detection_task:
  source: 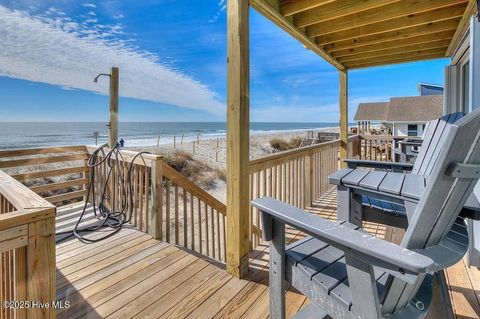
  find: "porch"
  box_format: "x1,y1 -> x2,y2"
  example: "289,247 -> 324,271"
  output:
54,190 -> 480,319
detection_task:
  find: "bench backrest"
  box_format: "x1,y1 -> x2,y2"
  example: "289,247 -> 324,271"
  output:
382,108 -> 480,313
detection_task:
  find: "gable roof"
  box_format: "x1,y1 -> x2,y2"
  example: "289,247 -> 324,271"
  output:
355,95 -> 443,122
354,102 -> 389,121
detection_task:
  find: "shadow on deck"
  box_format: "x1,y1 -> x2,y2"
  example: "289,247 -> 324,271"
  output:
55,189 -> 480,319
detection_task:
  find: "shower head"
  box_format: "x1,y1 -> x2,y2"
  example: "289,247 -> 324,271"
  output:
94,73 -> 111,83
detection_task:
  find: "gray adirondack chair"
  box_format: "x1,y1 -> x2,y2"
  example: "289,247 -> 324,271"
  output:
341,112 -> 480,268
341,112 -> 465,227
252,107 -> 480,319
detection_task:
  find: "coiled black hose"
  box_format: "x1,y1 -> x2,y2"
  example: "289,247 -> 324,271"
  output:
56,142 -> 151,243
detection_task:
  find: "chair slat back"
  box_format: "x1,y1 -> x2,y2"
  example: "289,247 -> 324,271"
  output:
413,112 -> 464,176
382,108 -> 480,313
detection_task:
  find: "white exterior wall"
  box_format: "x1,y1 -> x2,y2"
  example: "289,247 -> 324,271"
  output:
392,122 -> 425,137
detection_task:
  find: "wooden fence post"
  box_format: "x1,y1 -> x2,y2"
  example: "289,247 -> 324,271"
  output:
109,67 -> 119,149
27,213 -> 56,319
150,156 -> 163,240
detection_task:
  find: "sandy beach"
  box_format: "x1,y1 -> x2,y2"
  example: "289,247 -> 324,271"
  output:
129,127 -> 339,202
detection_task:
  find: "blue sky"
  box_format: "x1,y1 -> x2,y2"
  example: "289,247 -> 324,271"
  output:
0,0 -> 449,122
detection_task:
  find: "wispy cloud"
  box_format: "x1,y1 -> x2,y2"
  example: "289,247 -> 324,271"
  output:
0,5 -> 225,115
208,0 -> 226,23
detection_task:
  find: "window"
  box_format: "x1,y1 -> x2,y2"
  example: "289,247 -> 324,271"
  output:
407,124 -> 418,137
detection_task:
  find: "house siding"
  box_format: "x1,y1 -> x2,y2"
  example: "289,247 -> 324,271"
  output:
393,123 -> 425,137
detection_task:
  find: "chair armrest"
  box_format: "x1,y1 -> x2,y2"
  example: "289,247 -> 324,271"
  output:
344,159 -> 414,172
253,197 -> 434,277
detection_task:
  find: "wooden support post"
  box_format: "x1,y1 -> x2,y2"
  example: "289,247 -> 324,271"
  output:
226,0 -> 250,278
181,134 -> 184,145
109,67 -> 119,148
150,156 -> 163,239
173,136 -> 176,148
197,133 -> 200,144
192,142 -> 196,155
157,135 -> 160,147
27,215 -> 56,319
339,69 -> 348,168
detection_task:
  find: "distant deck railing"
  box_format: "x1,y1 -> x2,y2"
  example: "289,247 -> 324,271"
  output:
248,135 -> 361,248
0,170 -> 56,319
0,146 -> 90,206
357,134 -> 394,162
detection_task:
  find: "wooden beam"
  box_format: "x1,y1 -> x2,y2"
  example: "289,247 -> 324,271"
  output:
339,70 -> 348,168
345,52 -> 446,69
337,41 -> 450,63
250,0 -> 344,70
227,0 -> 250,279
27,217 -> 56,319
446,0 -> 478,55
314,3 -> 467,43
280,0 -> 334,17
331,30 -> 456,58
109,66 -> 119,148
306,0 -> 467,37
321,18 -> 460,50
294,0 -> 401,28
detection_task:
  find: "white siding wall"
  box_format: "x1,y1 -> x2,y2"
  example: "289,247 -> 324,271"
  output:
392,123 -> 425,137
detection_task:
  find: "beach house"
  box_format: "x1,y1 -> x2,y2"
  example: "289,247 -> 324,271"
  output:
0,1 -> 479,318
354,95 -> 444,136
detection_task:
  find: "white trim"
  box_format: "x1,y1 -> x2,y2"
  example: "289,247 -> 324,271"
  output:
470,16 -> 480,112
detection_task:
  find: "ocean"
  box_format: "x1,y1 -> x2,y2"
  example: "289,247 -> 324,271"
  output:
0,122 -> 342,150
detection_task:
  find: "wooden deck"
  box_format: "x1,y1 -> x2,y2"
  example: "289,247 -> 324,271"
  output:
55,189 -> 480,319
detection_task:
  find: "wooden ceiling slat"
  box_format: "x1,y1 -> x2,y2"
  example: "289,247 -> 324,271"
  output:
314,4 -> 467,44
294,0 -> 400,28
338,43 -> 449,63
345,53 -> 446,69
279,0 -> 335,17
307,0 -> 467,37
446,0 -> 478,55
323,18 -> 460,52
332,31 -> 456,58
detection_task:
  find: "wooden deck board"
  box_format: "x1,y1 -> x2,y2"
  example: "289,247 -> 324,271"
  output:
55,190 -> 480,318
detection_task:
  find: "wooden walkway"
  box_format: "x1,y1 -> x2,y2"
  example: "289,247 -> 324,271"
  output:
55,189 -> 480,319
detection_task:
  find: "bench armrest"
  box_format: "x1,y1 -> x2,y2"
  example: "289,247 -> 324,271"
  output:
253,197 -> 434,277
344,159 -> 414,172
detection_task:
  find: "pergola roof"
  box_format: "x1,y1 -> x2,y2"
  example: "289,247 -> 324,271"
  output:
251,0 -> 479,70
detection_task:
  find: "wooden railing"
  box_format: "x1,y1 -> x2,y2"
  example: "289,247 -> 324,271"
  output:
0,170 -> 56,319
358,135 -> 394,162
86,146 -> 227,263
248,135 -> 361,248
0,146 -> 89,207
85,146 -> 162,236
162,163 -> 226,262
